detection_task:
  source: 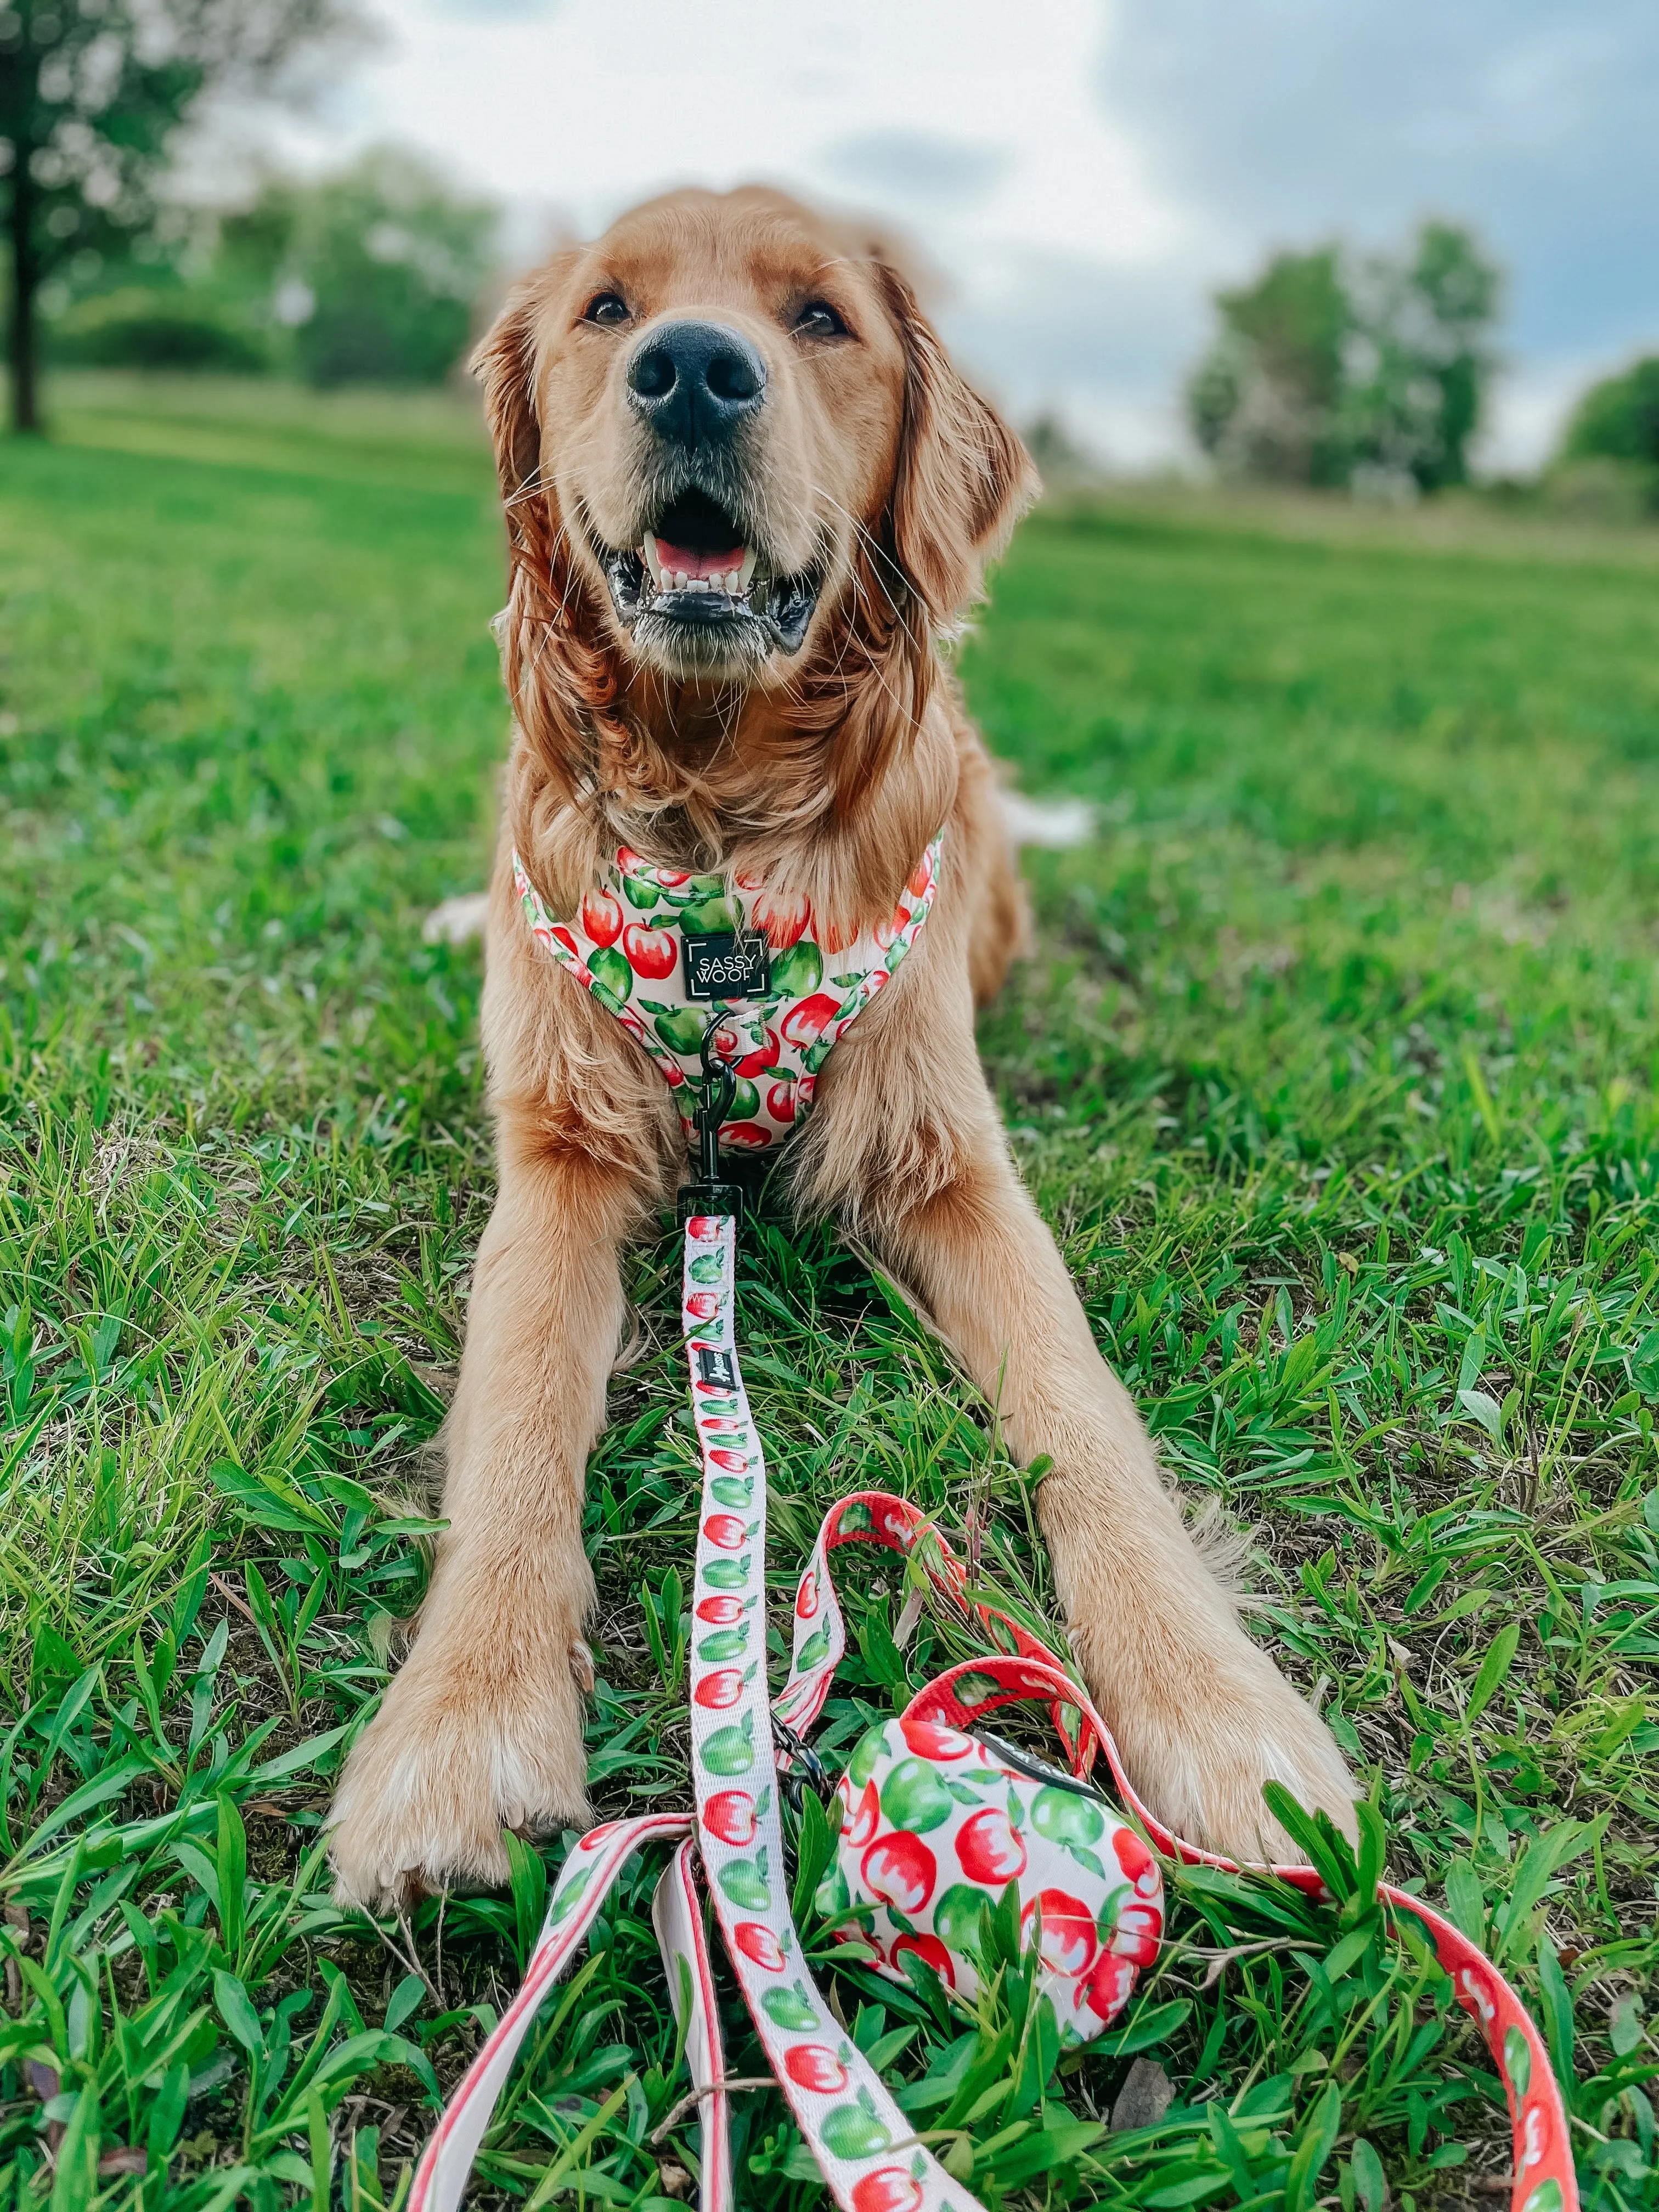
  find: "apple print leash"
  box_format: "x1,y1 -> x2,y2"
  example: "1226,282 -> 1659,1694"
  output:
409,1039 -> 981,2212
409,1053 -> 1578,2212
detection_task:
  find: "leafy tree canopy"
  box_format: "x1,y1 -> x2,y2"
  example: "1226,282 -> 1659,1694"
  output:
220,149 -> 499,387
1,0 -> 358,428
1187,221 -> 1502,494
1560,356 -> 1659,472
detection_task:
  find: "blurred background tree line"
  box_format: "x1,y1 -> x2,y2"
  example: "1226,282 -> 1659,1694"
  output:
2,0 -> 1656,514
62,149 -> 500,387
1184,221 -> 1659,515
1186,222 -> 1500,495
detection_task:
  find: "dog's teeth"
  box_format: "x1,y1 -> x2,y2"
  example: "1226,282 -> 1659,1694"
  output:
631,545 -> 754,602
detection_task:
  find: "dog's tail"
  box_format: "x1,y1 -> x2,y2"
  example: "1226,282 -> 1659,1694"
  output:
422,890 -> 491,946
420,789 -> 1093,946
996,789 -> 1094,850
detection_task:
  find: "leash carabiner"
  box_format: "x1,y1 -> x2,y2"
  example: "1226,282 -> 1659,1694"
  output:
770,1712 -> 831,1808
676,1011 -> 747,1225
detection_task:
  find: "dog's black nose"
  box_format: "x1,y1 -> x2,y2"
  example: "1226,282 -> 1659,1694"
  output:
627,320 -> 766,447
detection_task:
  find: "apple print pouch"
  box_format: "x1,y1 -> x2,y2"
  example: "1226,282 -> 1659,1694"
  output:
766,1496 -> 1163,2050
812,1705 -> 1161,2047
410,1132 -> 1579,2212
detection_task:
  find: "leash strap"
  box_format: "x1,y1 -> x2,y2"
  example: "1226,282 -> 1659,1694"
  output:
652,1836 -> 735,2210
407,1811 -> 693,2212
778,1508 -> 1578,2212
681,1210 -> 983,2212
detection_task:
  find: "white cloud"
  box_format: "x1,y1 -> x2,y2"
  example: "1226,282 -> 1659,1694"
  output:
250,0 -> 1657,470
259,0 -> 1193,459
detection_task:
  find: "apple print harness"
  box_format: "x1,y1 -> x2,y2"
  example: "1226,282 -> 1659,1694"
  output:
510,836 -> 944,1156
414,861 -> 1578,2212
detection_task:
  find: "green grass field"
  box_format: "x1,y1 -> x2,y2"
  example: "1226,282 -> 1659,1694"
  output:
3,373 -> 1657,2212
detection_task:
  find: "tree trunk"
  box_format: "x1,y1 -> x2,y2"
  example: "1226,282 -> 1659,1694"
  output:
9,136 -> 40,435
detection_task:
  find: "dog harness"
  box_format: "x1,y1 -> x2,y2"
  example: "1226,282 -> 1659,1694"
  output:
410,848 -> 1579,2212
511,836 -> 943,1153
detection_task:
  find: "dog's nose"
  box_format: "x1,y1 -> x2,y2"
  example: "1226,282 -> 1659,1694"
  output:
626,320 -> 766,447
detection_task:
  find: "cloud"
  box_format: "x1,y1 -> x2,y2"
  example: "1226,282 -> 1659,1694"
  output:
1099,0 -> 1659,363
422,0 -> 561,16
819,129 -> 1010,208
295,0 -> 1652,467
933,243 -> 1208,467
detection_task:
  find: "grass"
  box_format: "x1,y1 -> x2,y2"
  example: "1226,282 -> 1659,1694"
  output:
1,371 -> 1657,2212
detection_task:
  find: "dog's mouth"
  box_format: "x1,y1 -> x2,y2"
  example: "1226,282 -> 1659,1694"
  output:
602,489 -> 820,659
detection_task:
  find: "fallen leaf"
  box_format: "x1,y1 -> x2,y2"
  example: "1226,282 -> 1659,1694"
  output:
1111,2057 -> 1175,2131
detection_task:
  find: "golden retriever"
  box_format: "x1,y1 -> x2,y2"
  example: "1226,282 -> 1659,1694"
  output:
327,185 -> 1357,1906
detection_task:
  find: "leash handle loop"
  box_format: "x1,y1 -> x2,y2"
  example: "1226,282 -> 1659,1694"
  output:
778,1510 -> 1578,2212
406,1813 -> 696,2212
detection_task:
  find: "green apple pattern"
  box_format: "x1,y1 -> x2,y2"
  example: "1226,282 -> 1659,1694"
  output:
512,836 -> 943,1153
680,1210 -> 984,2211
409,1207 -> 1577,2212
821,1713 -> 1164,2047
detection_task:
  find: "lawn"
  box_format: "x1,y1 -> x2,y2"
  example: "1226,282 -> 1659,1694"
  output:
2,373 -> 1657,2212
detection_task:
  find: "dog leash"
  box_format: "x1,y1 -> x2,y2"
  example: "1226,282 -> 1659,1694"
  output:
406,1030 -> 1579,2212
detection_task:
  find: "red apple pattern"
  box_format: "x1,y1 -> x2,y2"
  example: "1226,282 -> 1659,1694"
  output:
677,1210 -> 980,2209
826,1712 -> 1163,2047
512,834 -> 943,1153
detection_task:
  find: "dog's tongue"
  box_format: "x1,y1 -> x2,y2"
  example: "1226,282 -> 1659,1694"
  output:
654,535 -> 744,580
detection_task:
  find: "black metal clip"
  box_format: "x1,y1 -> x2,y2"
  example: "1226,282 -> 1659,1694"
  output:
677,1014 -> 746,1224
771,1712 -> 832,1811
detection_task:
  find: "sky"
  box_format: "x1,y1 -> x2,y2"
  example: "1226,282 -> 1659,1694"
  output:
261,0 -> 1659,471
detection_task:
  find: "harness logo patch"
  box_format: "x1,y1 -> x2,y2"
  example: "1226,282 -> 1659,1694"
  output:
684,930 -> 771,1003
696,1346 -> 738,1390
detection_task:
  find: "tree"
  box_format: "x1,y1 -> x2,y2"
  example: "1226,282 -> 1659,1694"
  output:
1560,356 -> 1659,472
0,0 -> 355,432
1341,221 -> 1501,492
219,150 -> 498,387
1187,221 -> 1502,493
1186,246 -> 1352,486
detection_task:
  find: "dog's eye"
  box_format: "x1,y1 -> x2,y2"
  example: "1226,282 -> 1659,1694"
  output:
583,292 -> 631,327
793,300 -> 848,340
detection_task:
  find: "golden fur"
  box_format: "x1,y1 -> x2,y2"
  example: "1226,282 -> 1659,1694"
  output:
328,187 -> 1357,1906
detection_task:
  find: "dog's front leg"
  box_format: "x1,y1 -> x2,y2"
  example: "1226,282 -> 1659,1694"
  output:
882,1156 -> 1357,1861
329,1135 -> 642,1910
814,968 -> 1357,1865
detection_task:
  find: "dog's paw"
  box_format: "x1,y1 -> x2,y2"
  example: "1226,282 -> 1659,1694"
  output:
1077,1623 -> 1358,1867
328,1637 -> 592,1911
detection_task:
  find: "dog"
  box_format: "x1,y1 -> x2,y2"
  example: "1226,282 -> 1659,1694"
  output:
327,185 -> 1357,1908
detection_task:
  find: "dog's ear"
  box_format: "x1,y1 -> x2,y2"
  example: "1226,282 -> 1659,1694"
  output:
472,259 -> 602,812
876,263 -> 1040,628
472,269 -> 568,583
